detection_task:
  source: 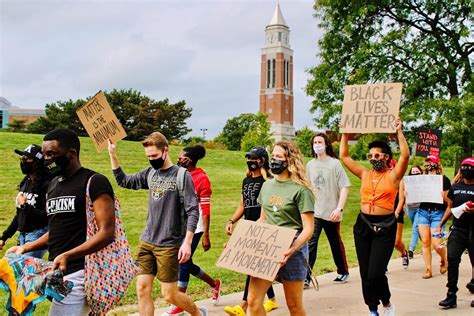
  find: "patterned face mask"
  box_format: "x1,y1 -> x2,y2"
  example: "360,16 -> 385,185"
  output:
370,159 -> 386,171
424,163 -> 439,171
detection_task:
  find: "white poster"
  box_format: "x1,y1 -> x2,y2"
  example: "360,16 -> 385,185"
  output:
403,175 -> 443,204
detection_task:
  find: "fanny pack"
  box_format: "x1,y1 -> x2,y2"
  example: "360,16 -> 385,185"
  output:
360,213 -> 396,233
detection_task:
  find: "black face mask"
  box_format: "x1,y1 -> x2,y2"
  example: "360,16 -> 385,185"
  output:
461,168 -> 474,180
425,164 -> 439,171
20,161 -> 34,175
247,161 -> 259,172
150,156 -> 165,170
269,159 -> 287,175
177,157 -> 191,169
44,155 -> 70,177
370,159 -> 386,171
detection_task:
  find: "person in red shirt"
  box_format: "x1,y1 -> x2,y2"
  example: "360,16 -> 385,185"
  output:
163,145 -> 221,316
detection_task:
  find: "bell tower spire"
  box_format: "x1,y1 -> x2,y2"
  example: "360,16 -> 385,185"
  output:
259,2 -> 295,141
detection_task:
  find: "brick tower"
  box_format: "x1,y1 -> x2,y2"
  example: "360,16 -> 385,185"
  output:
259,2 -> 295,141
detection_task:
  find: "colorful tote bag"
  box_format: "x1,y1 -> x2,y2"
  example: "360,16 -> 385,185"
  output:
84,176 -> 138,315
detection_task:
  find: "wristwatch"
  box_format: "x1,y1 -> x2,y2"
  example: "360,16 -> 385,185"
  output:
228,219 -> 234,224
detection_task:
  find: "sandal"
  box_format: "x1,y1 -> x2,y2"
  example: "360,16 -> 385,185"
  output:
422,270 -> 432,279
440,261 -> 448,274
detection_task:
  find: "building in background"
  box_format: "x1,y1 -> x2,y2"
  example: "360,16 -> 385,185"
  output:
259,2 -> 295,141
0,97 -> 46,128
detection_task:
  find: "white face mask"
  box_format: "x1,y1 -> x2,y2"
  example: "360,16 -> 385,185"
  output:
313,144 -> 326,154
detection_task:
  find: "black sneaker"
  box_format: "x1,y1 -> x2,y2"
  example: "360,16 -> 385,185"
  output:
304,278 -> 311,289
402,252 -> 409,269
408,250 -> 414,259
333,274 -> 349,284
466,279 -> 474,293
439,292 -> 457,309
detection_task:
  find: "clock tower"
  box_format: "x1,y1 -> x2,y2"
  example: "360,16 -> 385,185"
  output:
259,2 -> 295,141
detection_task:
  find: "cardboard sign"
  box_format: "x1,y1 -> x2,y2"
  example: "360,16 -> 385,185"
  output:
76,91 -> 127,151
403,175 -> 443,204
415,127 -> 442,157
340,82 -> 403,133
216,220 -> 297,281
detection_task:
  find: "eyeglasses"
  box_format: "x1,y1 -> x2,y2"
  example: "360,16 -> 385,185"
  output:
366,153 -> 386,160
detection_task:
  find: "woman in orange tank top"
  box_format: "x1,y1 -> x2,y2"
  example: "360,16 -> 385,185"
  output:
339,118 -> 409,316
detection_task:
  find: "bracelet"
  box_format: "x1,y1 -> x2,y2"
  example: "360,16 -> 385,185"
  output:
228,219 -> 234,224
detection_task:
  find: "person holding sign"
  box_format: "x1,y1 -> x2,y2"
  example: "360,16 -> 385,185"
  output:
339,118 -> 409,316
163,145 -> 221,316
416,155 -> 451,279
108,133 -> 207,316
436,157 -> 474,309
247,141 -> 315,316
0,144 -> 48,259
224,147 -> 278,316
305,133 -> 351,287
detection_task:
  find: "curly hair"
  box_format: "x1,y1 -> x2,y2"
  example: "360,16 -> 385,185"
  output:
274,141 -> 313,192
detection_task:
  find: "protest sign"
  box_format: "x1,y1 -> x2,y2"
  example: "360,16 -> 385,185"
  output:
217,219 -> 296,281
76,91 -> 127,151
403,175 -> 443,204
340,82 -> 403,133
415,127 -> 442,157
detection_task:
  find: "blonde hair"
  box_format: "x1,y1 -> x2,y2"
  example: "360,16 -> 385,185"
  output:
274,141 -> 313,192
142,132 -> 168,150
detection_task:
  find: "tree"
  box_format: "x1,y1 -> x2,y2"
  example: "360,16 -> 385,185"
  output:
8,119 -> 27,132
306,0 -> 473,157
27,89 -> 192,141
216,113 -> 271,151
294,127 -> 314,157
126,98 -> 191,140
240,114 -> 273,152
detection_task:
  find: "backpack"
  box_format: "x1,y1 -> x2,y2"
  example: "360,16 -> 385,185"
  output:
147,166 -> 187,235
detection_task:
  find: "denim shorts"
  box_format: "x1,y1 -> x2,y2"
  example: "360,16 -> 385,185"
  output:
18,226 -> 48,259
416,209 -> 445,229
277,243 -> 308,281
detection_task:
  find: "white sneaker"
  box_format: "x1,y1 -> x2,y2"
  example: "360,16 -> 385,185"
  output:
383,303 -> 395,316
199,306 -> 208,316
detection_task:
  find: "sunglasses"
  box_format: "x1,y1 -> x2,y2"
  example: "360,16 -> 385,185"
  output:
366,153 -> 386,160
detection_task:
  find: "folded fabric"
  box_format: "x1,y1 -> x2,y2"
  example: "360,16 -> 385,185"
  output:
0,253 -> 73,316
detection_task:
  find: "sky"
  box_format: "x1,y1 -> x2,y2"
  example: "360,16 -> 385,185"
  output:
0,0 -> 323,139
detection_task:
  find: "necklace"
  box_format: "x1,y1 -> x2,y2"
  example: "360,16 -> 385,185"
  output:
368,170 -> 387,213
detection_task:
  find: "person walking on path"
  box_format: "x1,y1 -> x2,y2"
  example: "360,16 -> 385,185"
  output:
0,144 -> 48,259
405,165 -> 423,259
305,133 -> 351,287
224,146 -> 278,316
108,132 -> 207,316
393,174 -> 409,269
7,129 -> 116,315
339,118 -> 409,316
247,141 -> 315,316
163,145 -> 221,316
416,155 -> 451,279
437,157 -> 474,309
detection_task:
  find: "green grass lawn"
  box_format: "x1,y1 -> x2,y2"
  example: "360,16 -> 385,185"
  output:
0,132 -> 454,315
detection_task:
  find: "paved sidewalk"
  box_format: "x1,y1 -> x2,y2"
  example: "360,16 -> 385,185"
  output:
131,253 -> 473,315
